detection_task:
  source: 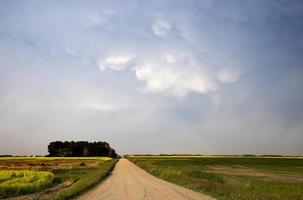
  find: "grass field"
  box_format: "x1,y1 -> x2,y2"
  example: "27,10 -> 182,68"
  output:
0,157 -> 117,199
129,156 -> 303,200
0,170 -> 54,198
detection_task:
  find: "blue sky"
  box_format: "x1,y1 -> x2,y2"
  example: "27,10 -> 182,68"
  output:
0,0 -> 303,155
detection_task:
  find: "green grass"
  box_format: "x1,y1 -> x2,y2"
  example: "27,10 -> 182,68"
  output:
0,170 -> 54,198
50,159 -> 117,200
129,156 -> 303,200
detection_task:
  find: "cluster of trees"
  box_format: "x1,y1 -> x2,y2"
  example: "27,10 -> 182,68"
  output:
48,141 -> 117,158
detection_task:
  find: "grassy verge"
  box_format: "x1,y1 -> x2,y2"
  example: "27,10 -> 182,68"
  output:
50,159 -> 117,200
129,156 -> 303,200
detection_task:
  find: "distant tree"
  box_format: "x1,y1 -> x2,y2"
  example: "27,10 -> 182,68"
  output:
48,141 -> 64,156
47,141 -> 117,158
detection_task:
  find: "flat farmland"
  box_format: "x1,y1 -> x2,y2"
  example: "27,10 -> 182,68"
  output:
0,157 -> 117,199
0,157 -> 112,170
129,156 -> 303,200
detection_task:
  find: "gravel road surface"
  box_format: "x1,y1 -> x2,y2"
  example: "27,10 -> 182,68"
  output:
76,158 -> 214,200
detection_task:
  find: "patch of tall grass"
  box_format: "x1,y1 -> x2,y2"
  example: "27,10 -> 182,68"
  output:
0,170 -> 54,198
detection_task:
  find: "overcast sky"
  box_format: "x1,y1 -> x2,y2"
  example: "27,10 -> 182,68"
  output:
0,0 -> 303,155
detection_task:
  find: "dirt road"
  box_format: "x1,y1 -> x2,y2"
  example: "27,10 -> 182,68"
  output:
76,158 -> 214,200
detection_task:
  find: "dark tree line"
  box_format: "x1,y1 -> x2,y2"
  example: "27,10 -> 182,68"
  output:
48,141 -> 117,158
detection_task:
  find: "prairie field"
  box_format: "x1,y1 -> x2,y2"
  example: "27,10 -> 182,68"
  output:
0,157 -> 117,199
129,156 -> 303,200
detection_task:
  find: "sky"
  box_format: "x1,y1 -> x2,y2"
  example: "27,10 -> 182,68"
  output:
0,0 -> 303,155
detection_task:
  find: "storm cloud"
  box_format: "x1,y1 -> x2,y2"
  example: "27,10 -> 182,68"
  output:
0,0 -> 303,155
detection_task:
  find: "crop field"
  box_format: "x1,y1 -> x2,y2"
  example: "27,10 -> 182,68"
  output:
129,156 -> 303,200
0,157 -> 111,170
0,157 -> 117,199
0,170 -> 54,198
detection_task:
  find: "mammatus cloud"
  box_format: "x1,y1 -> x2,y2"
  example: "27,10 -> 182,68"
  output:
99,54 -> 137,71
133,63 -> 218,97
98,52 -> 235,97
152,21 -> 172,36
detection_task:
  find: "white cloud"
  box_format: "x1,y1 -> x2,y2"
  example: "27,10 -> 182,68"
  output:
152,21 -> 172,36
133,63 -> 218,97
164,53 -> 189,64
105,55 -> 136,65
217,68 -> 239,83
99,54 -> 137,71
97,52 -> 239,97
165,54 -> 178,63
